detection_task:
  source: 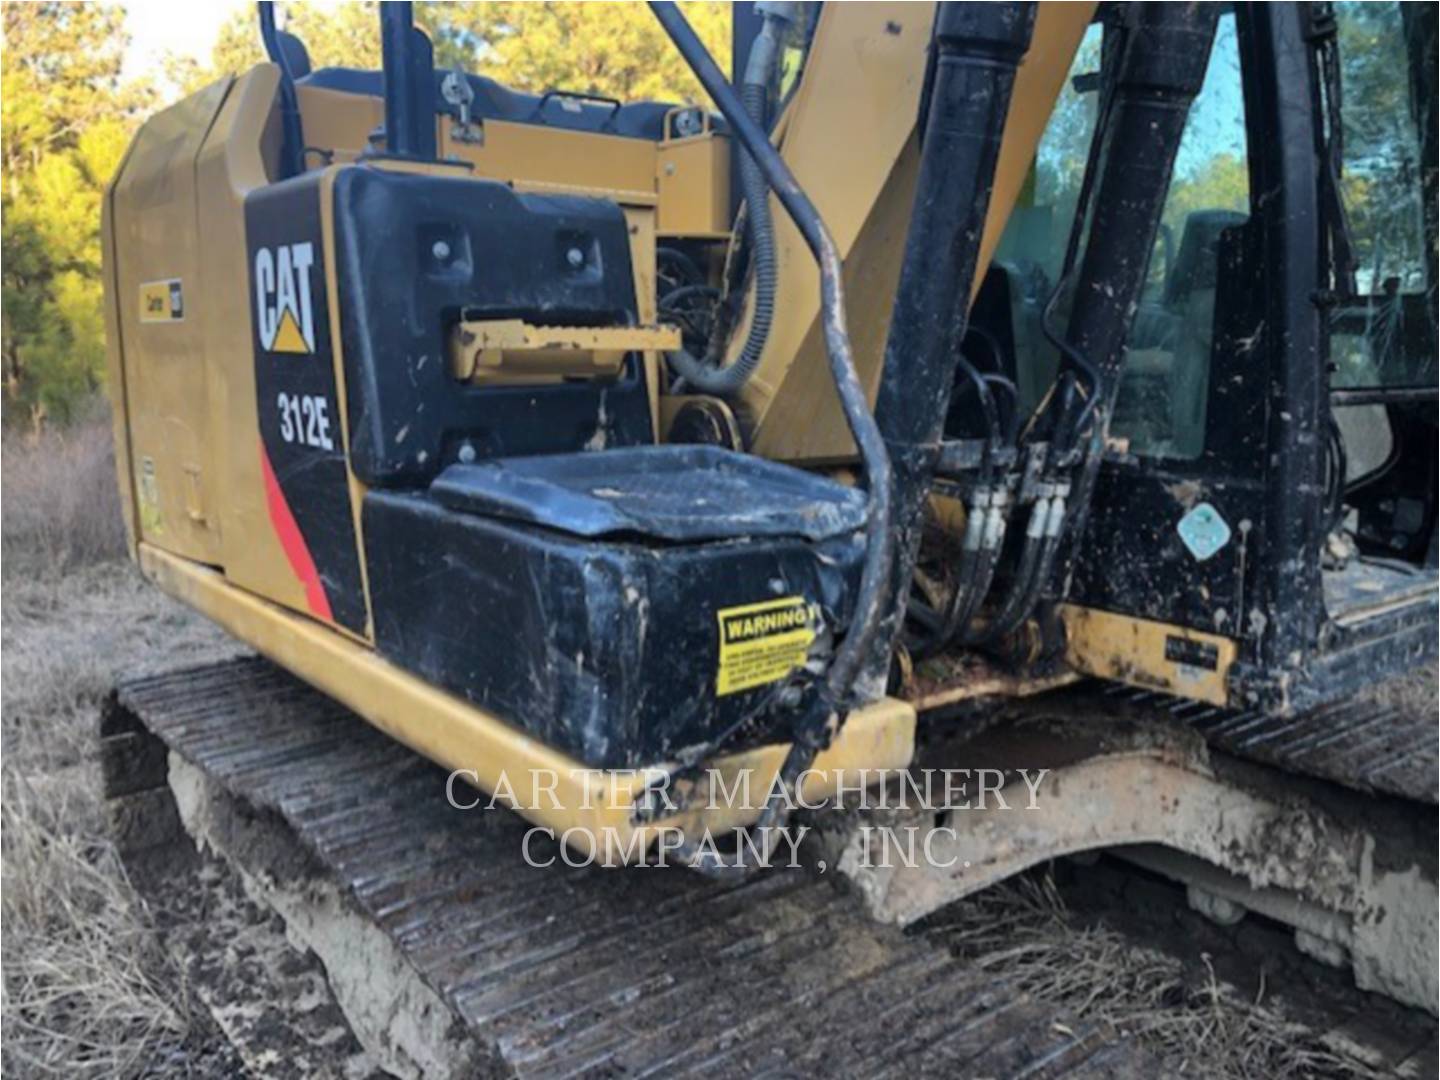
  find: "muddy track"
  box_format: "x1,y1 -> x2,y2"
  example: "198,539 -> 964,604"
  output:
101,657 -> 1434,1078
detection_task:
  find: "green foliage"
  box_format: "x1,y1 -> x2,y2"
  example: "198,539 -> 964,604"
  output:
2,3 -> 146,428
1333,1 -> 1429,291
1163,153 -> 1249,234
427,2 -> 730,104
176,1 -> 728,104
3,2 -> 728,428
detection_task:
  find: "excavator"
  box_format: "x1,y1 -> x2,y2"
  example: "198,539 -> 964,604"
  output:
101,0 -> 1437,1027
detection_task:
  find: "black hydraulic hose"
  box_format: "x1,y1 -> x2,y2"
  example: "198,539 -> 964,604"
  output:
906,352 -> 1003,660
956,356 -> 1002,456
1038,280 -> 1102,457
659,283 -> 721,305
982,374 -> 1020,443
735,79 -> 778,364
1000,514 -> 1066,639
947,325 -> 1019,443
657,245 -> 705,287
257,2 -> 305,178
956,543 -> 1003,645
650,0 -> 894,877
963,303 -> 1089,649
979,497 -> 1050,641
664,16 -> 782,394
651,0 -> 893,700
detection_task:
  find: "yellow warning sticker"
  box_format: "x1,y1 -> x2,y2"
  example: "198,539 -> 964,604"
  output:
715,596 -> 818,697
139,279 -> 184,323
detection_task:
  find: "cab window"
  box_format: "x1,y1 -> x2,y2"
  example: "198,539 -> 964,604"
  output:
1328,1 -> 1436,392
1110,14 -> 1248,460
992,14 -> 1249,461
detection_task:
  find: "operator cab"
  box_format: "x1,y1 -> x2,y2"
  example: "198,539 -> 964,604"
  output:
962,2 -> 1437,712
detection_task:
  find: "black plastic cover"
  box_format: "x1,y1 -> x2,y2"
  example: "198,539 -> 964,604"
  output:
430,446 -> 868,543
331,166 -> 653,486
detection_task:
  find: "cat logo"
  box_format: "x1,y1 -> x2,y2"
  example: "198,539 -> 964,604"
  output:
254,242 -> 316,354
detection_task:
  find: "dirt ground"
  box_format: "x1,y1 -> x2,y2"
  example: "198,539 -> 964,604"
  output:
0,424 -> 1433,1077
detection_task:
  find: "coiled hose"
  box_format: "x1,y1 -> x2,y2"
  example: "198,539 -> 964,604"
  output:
663,15 -> 783,393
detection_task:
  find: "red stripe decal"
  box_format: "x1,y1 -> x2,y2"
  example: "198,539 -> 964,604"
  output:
259,439 -> 334,622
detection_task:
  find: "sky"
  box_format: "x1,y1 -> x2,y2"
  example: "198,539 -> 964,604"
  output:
122,0 -> 248,81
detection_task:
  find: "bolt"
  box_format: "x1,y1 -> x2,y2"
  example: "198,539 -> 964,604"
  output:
566,246 -> 585,269
432,239 -> 451,261
457,441 -> 477,464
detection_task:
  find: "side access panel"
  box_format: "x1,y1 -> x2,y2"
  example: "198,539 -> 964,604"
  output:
108,79 -> 232,564
194,64 -> 339,630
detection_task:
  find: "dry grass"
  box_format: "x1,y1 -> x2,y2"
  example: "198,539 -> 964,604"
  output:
927,874 -> 1385,1079
2,773 -> 192,1077
2,405 -> 129,579
2,408 -> 239,1078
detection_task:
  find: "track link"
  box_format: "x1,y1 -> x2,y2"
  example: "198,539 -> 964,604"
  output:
101,657 -> 1152,1079
1098,677 -> 1438,804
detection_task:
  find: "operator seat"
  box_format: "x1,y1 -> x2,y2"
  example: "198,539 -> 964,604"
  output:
1164,210 -> 1246,457
1113,209 -> 1245,456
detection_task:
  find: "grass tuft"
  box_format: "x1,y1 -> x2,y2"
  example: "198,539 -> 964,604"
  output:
1,773 -> 191,1077
2,406 -> 129,580
926,874 -> 1386,1079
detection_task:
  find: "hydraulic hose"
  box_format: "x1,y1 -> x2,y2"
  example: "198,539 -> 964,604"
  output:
911,489 -> 1006,659
1038,278 -> 1103,460
907,353 -> 1003,660
983,375 -> 1020,443
993,501 -> 1066,640
663,9 -> 785,394
650,0 -> 893,705
650,0 -> 894,878
978,495 -> 1051,641
955,525 -> 1004,644
258,2 -> 305,178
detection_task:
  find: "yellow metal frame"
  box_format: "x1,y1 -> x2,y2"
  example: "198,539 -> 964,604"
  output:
1059,604 -> 1238,707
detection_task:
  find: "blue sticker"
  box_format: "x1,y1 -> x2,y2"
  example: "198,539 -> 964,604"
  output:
1177,502 -> 1231,562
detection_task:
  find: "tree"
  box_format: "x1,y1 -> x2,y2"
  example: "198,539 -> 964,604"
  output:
427,2 -> 729,104
1,2 -> 731,427
172,2 -> 728,106
1162,153 -> 1249,235
1334,1 -> 1429,293
2,2 -> 147,428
